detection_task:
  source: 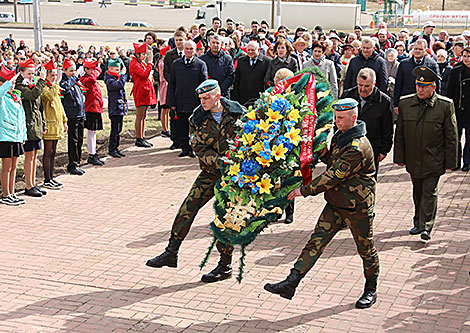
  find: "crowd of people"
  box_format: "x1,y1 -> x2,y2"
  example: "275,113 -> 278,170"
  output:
0,16 -> 467,309
0,19 -> 469,207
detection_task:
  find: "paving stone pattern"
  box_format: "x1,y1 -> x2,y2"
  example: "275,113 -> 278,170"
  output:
0,136 -> 469,332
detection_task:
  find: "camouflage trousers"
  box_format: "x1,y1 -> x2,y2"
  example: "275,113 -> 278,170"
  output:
293,203 -> 379,280
171,171 -> 233,255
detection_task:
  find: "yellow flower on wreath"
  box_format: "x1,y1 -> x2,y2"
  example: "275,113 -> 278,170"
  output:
267,108 -> 282,123
245,175 -> 259,183
257,119 -> 271,133
241,132 -> 255,146
256,155 -> 273,168
272,144 -> 288,161
252,141 -> 264,155
257,178 -> 273,195
287,108 -> 301,123
285,127 -> 302,146
246,109 -> 257,120
228,163 -> 240,176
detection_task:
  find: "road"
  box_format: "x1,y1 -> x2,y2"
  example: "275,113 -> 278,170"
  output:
0,0 -> 197,27
0,27 -> 173,49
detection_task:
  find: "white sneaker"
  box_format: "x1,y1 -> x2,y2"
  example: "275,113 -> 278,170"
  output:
1,195 -> 21,206
11,194 -> 25,204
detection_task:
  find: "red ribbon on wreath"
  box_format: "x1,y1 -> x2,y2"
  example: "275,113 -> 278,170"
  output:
270,73 -> 317,185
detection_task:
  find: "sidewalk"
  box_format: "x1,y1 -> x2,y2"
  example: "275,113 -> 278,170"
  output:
0,136 -> 469,332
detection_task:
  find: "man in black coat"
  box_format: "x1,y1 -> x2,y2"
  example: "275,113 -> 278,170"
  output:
393,39 -> 440,111
232,40 -> 270,106
446,47 -> 470,171
199,34 -> 235,98
343,37 -> 388,93
168,40 -> 208,157
342,68 -> 394,176
164,31 -> 186,150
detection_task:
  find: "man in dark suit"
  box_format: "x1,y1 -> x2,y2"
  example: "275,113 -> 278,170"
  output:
167,41 -> 208,157
199,34 -> 235,98
232,41 -> 270,106
164,31 -> 186,150
341,68 -> 394,177
393,39 -> 440,113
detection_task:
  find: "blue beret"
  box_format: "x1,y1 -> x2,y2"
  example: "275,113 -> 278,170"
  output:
331,98 -> 358,111
196,79 -> 219,94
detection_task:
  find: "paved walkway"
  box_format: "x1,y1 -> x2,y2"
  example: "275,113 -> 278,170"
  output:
1,136 -> 469,333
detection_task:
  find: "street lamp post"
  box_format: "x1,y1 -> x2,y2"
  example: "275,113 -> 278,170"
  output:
33,0 -> 43,51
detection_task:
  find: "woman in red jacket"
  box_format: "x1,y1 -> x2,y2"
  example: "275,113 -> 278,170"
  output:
129,42 -> 157,148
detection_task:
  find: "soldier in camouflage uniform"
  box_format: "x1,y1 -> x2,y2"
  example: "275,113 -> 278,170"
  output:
146,79 -> 245,283
264,98 -> 380,309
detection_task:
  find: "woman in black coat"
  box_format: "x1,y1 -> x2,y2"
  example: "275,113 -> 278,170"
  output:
263,39 -> 298,88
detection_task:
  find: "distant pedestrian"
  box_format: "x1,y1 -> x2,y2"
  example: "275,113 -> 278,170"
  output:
100,0 -> 107,8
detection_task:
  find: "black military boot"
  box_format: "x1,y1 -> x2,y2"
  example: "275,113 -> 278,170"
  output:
355,278 -> 377,309
264,268 -> 303,300
285,201 -> 295,224
146,237 -> 182,268
201,253 -> 232,282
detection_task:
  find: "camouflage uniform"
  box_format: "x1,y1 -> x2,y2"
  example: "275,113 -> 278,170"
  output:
294,120 -> 380,281
170,97 -> 245,254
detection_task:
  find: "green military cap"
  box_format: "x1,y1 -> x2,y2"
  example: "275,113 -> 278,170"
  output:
413,66 -> 441,86
196,79 -> 219,94
108,59 -> 120,68
331,98 -> 358,111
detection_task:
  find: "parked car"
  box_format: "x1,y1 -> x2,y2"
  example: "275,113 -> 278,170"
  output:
63,17 -> 98,26
123,21 -> 153,27
0,12 -> 16,22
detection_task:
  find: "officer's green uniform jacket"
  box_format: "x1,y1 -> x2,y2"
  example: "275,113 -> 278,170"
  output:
394,92 -> 458,178
300,121 -> 376,209
15,76 -> 47,141
189,97 -> 245,176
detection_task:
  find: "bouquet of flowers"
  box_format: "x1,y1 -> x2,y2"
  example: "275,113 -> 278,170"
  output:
200,67 -> 335,281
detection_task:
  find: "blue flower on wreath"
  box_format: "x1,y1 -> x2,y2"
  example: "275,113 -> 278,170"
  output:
275,135 -> 294,152
232,172 -> 245,188
271,98 -> 292,115
260,132 -> 275,141
284,120 -> 296,130
241,158 -> 260,177
243,120 -> 260,134
251,184 -> 260,194
258,140 -> 272,160
270,122 -> 281,135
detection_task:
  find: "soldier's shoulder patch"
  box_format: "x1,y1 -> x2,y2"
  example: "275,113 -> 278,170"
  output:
351,140 -> 359,148
399,93 -> 416,101
334,160 -> 351,178
436,95 -> 453,104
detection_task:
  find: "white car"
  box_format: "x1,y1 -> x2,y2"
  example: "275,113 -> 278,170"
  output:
0,12 -> 17,23
124,21 -> 153,27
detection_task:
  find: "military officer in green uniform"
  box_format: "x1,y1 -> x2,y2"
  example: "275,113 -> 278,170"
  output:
394,66 -> 458,242
264,98 -> 380,309
146,79 -> 245,283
